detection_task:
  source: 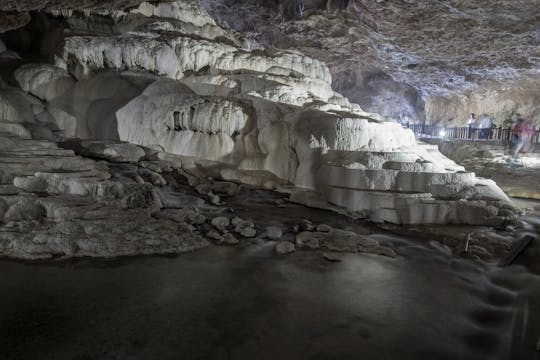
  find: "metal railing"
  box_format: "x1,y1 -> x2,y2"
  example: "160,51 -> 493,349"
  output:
403,123 -> 540,144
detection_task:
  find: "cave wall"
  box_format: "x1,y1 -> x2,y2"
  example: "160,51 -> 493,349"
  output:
333,67 -> 425,123
426,81 -> 540,127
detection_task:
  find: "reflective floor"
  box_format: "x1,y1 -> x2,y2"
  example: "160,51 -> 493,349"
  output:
1,234 -> 539,360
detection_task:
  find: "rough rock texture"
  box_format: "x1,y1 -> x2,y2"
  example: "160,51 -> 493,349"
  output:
202,0 -> 540,124
424,139 -> 540,200
0,0 -> 522,230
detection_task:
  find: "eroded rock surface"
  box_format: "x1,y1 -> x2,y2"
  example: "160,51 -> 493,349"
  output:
0,0 -> 530,260
203,0 -> 540,124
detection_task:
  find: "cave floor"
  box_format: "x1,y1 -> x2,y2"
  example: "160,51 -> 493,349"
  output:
1,232 -> 539,360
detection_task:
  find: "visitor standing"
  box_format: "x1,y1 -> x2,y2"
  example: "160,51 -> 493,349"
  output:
466,113 -> 476,139
510,117 -> 525,157
478,114 -> 493,139
522,119 -> 535,153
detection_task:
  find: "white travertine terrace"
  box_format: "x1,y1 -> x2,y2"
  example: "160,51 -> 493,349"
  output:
5,0 -> 520,226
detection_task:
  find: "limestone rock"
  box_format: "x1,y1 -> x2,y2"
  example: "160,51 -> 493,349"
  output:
206,230 -> 224,243
14,63 -> 75,102
120,183 -> 161,209
210,181 -> 238,196
66,140 -> 146,163
322,252 -> 343,262
316,224 -> 332,233
211,216 -> 230,230
296,229 -> 395,257
234,220 -> 256,238
116,80 -> 249,162
1,0 -> 519,226
222,232 -> 239,245
275,241 -> 295,254
208,193 -> 221,206
264,225 -> 283,240
3,199 -> 46,222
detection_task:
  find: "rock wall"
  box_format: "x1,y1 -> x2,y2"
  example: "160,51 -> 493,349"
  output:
426,82 -> 540,127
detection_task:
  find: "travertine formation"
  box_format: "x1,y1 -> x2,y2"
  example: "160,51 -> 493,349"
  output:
0,0 -> 524,258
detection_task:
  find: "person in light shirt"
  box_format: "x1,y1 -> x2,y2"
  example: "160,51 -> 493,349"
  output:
466,113 -> 476,139
478,114 -> 493,139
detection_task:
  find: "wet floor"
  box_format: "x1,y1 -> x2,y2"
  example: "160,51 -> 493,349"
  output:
1,234 -> 539,360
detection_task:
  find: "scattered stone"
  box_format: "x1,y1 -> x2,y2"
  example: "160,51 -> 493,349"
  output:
296,228 -> 395,257
275,241 -> 296,254
66,140 -> 146,163
206,230 -> 224,243
504,225 -> 515,232
148,171 -> 167,186
208,192 -> 221,205
211,216 -> 230,230
296,231 -> 322,249
316,224 -> 332,232
234,220 -> 256,238
187,213 -> 206,225
323,252 -> 343,262
239,227 -> 256,238
4,199 -> 46,222
299,219 -> 314,231
133,174 -> 145,184
120,183 -> 161,209
264,225 -> 283,240
223,232 -> 239,245
139,161 -> 173,173
231,216 -> 243,226
195,183 -> 211,195
211,181 -> 238,196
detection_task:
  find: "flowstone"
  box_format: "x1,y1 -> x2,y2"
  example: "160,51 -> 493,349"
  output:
2,0 -> 521,227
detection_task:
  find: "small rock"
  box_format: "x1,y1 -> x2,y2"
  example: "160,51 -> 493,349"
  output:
211,216 -> 230,230
223,233 -> 239,245
504,225 -> 515,232
207,230 -> 224,242
187,213 -> 206,225
139,161 -> 170,173
234,220 -> 256,238
4,199 -> 46,222
149,171 -> 167,186
359,245 -> 397,258
208,193 -> 221,206
316,224 -> 332,232
275,241 -> 296,254
264,225 -> 283,240
120,183 -> 160,209
133,175 -> 145,184
77,140 -> 145,163
195,183 -> 211,195
211,182 -> 238,196
323,252 -> 342,262
240,227 -> 257,238
296,231 -> 321,249
299,219 -> 314,231
231,216 -> 243,226
536,337 -> 540,352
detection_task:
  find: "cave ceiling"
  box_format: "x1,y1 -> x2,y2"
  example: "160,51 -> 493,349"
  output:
1,0 -> 539,97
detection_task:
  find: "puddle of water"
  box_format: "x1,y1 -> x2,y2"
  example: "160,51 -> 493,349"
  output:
0,238 -> 538,360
